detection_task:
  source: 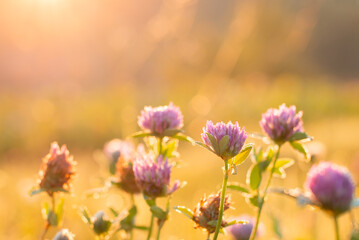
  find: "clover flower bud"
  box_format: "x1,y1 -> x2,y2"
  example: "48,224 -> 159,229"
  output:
137,102 -> 183,136
260,104 -> 304,145
92,211 -> 112,235
227,215 -> 264,240
201,121 -> 247,160
53,229 -> 75,240
133,154 -> 179,199
38,142 -> 76,196
305,162 -> 355,215
192,191 -> 231,234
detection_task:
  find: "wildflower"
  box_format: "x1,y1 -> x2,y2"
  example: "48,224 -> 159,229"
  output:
115,155 -> 141,194
260,104 -> 304,145
201,121 -> 247,160
53,229 -> 75,240
38,142 -> 76,196
305,162 -> 355,215
227,215 -> 264,240
92,211 -> 112,235
192,191 -> 231,234
133,154 -> 180,199
137,102 -> 183,136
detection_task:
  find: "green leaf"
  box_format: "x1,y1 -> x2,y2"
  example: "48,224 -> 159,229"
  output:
207,220 -> 218,227
195,141 -> 215,153
143,194 -> 156,207
247,163 -> 262,190
172,133 -> 195,145
109,207 -> 119,217
246,194 -> 263,208
227,182 -> 250,194
55,197 -> 65,224
162,128 -> 184,137
162,140 -> 178,158
29,188 -> 45,196
253,147 -> 263,163
131,131 -> 152,138
290,141 -> 309,159
231,143 -> 253,165
41,202 -> 50,220
274,158 -> 295,169
218,135 -> 229,156
206,133 -> 219,153
150,206 -> 167,220
289,132 -> 312,142
225,219 -> 248,227
80,207 -> 92,224
133,225 -> 149,230
174,206 -> 194,220
48,210 -> 58,226
273,167 -> 285,178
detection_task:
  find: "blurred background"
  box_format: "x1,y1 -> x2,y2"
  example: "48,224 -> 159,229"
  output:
1,0 -> 359,239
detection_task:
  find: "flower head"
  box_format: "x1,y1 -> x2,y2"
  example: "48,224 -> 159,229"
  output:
305,162 -> 355,215
115,155 -> 141,194
227,215 -> 264,240
260,104 -> 304,144
137,102 -> 183,136
192,191 -> 231,234
201,121 -> 247,160
53,229 -> 75,240
92,211 -> 112,235
38,142 -> 76,196
133,154 -> 179,198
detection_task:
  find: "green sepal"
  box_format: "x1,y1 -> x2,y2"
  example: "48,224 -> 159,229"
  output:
289,132 -> 313,142
174,206 -> 194,220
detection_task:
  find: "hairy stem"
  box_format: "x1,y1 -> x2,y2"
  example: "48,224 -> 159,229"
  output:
147,214 -> 155,240
250,145 -> 281,240
213,160 -> 229,240
334,215 -> 340,240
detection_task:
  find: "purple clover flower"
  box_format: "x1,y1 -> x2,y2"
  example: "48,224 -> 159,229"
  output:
133,154 -> 180,199
227,215 -> 264,240
137,102 -> 183,136
201,121 -> 247,160
260,104 -> 304,145
305,162 -> 355,215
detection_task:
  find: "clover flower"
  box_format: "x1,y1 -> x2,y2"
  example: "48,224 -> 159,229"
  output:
133,154 -> 180,198
38,142 -> 76,196
115,155 -> 141,194
137,102 -> 183,136
201,121 -> 247,160
305,162 -> 355,215
227,215 -> 264,240
53,229 -> 75,240
192,191 -> 231,234
260,104 -> 304,144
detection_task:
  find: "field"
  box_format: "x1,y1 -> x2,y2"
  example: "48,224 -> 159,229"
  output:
1,0 -> 359,239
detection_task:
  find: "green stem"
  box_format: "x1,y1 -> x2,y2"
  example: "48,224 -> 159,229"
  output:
156,222 -> 164,240
41,195 -> 56,240
334,215 -> 340,240
207,232 -> 211,240
213,159 -> 229,240
147,214 -> 155,240
250,145 -> 281,240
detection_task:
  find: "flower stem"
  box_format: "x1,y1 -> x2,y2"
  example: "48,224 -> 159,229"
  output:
334,215 -> 340,240
250,145 -> 281,240
147,214 -> 155,240
41,194 -> 56,240
156,222 -> 164,240
213,159 -> 229,240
